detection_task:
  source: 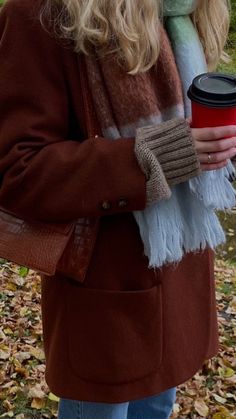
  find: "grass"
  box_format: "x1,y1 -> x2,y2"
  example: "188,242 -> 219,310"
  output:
219,0 -> 236,73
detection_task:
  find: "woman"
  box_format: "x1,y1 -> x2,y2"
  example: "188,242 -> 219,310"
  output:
0,0 -> 235,418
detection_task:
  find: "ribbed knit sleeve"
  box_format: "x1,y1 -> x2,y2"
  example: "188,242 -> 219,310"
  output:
135,118 -> 201,205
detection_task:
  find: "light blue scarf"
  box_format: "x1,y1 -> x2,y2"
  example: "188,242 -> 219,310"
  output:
134,0 -> 236,267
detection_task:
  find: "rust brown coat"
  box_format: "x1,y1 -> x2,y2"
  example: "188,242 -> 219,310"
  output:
0,0 -> 219,403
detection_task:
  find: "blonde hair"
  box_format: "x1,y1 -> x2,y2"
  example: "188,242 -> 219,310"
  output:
40,0 -> 230,74
193,0 -> 231,70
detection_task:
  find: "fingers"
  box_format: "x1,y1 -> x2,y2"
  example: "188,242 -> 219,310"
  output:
198,148 -> 236,164
197,138 -> 236,153
198,146 -> 236,171
200,160 -> 228,171
194,125 -> 236,142
191,126 -> 236,172
196,138 -> 236,153
192,125 -> 236,155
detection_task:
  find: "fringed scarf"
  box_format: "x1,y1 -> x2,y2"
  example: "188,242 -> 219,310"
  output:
84,0 -> 236,268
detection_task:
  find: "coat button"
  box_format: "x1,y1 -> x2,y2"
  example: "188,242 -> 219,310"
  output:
101,200 -> 111,210
118,198 -> 128,208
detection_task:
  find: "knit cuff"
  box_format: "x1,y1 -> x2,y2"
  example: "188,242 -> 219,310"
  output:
136,144 -> 172,205
135,118 -> 201,187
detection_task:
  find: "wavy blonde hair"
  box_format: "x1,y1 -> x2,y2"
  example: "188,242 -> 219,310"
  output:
40,0 -> 230,74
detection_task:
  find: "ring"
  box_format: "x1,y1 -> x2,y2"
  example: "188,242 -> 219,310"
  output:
207,153 -> 212,163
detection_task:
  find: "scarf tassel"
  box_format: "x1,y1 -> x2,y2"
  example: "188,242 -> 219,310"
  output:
189,161 -> 236,210
134,175 -> 230,269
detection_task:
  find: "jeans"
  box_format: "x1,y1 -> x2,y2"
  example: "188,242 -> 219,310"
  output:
57,387 -> 176,419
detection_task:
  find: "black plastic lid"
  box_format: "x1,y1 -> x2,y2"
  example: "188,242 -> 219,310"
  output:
187,73 -> 236,108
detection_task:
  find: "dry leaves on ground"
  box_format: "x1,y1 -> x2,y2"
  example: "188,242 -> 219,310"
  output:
0,257 -> 235,418
171,258 -> 236,419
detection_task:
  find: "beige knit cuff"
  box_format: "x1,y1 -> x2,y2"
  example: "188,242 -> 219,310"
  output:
135,118 -> 201,205
137,144 -> 172,205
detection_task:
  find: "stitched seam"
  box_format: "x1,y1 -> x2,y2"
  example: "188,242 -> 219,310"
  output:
79,402 -> 84,419
79,401 -> 83,419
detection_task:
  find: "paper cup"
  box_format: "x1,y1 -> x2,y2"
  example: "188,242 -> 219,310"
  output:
188,73 -> 236,129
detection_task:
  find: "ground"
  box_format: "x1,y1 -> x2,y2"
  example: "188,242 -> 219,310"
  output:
0,1 -> 236,418
0,254 -> 236,419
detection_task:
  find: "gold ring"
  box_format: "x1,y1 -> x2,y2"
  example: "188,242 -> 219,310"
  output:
207,153 -> 212,163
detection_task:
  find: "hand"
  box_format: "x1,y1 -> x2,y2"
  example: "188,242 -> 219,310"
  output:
191,125 -> 236,171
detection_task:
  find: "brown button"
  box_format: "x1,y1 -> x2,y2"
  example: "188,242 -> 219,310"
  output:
118,198 -> 128,208
101,200 -> 111,210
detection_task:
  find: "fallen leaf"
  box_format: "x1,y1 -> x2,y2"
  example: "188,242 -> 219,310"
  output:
1,381 -> 17,389
0,345 -> 10,360
5,283 -> 17,292
15,351 -> 31,363
212,406 -> 235,419
28,384 -> 46,399
30,397 -> 46,409
0,411 -> 14,417
212,414 -> 232,419
218,367 -> 235,378
225,374 -> 236,384
48,392 -> 59,402
194,399 -> 209,417
3,328 -> 13,335
0,328 -> 6,340
29,346 -> 45,361
2,400 -> 14,411
213,394 -> 227,404
225,392 -> 236,401
19,307 -> 30,317
14,366 -> 29,378
18,266 -> 29,278
10,275 -> 25,286
8,386 -> 19,395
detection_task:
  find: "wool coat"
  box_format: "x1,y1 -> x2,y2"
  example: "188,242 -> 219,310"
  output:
0,0 -> 219,403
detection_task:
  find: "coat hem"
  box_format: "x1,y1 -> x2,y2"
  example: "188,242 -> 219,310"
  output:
45,348 -> 218,403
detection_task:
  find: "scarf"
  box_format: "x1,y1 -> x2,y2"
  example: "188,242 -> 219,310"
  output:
84,0 -> 236,268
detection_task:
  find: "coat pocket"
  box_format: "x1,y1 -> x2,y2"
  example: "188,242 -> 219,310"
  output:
66,285 -> 163,384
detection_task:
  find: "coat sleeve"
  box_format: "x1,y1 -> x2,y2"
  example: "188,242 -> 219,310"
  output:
0,0 -> 146,223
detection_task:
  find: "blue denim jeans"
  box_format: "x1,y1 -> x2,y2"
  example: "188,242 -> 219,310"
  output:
58,387 -> 176,419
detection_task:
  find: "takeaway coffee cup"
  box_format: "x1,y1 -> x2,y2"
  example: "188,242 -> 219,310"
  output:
187,73 -> 236,128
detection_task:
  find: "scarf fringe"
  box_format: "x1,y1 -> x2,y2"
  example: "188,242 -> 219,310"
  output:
134,183 -> 226,268
189,161 -> 236,210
